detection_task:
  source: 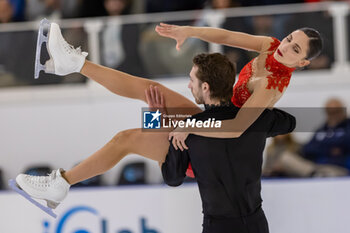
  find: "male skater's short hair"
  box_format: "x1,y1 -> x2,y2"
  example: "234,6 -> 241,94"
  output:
193,53 -> 236,103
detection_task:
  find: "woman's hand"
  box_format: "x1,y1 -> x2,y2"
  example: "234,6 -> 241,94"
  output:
155,23 -> 189,51
145,85 -> 165,110
145,84 -> 190,150
169,129 -> 190,151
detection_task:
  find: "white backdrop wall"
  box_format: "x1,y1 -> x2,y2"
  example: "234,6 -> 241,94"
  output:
1,178 -> 350,233
0,70 -> 350,184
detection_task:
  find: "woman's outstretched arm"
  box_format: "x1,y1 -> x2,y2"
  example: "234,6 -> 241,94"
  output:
155,23 -> 273,53
169,83 -> 279,151
168,83 -> 279,150
193,86 -> 276,138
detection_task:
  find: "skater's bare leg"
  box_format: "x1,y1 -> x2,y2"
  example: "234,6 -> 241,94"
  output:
81,61 -> 200,114
16,21 -> 202,205
64,62 -> 203,185
62,69 -> 202,185
63,128 -> 170,185
14,128 -> 173,211
47,22 -> 197,111
13,21 -> 200,210
81,61 -> 150,101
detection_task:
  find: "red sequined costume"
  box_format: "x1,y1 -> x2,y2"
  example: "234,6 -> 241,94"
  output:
231,37 -> 296,107
186,37 -> 296,178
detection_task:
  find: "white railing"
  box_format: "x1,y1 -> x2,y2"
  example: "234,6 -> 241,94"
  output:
0,2 -> 349,80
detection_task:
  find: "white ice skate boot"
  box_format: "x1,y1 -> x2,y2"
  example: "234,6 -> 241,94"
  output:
35,18 -> 88,78
9,168 -> 70,218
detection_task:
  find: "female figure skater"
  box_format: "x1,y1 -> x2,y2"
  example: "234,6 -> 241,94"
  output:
155,23 -> 323,148
14,21 -> 322,211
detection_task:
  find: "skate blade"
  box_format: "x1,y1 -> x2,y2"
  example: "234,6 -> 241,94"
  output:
34,18 -> 51,79
8,179 -> 57,218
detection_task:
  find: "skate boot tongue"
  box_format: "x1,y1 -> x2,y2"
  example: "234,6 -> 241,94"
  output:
26,170 -> 57,188
70,46 -> 89,57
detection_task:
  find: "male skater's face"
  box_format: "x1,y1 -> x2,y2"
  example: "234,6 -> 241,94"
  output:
188,65 -> 204,104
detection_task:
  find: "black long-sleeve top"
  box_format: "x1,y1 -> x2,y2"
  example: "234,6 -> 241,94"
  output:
162,103 -> 296,218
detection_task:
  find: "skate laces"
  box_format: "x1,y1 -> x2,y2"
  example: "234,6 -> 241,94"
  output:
26,170 -> 57,187
61,37 -> 85,56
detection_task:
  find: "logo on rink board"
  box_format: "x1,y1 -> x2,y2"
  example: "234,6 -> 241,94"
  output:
42,205 -> 160,233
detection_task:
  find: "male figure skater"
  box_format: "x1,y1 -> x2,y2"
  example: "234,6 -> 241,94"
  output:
146,63 -> 296,233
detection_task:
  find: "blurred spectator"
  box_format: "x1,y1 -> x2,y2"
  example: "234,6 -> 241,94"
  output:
251,15 -> 274,36
0,31 -> 38,86
208,0 -> 253,72
249,14 -> 293,44
146,0 -> 206,13
209,0 -> 241,8
79,0 -> 108,17
263,134 -> 348,177
302,98 -> 350,170
25,0 -> 59,20
25,0 -> 81,21
0,29 -> 86,87
101,0 -> 146,76
0,0 -> 25,23
239,0 -> 303,6
140,19 -> 207,77
60,0 -> 81,18
242,1 -> 308,43
0,168 -> 4,190
349,14 -> 350,64
104,0 -> 132,15
304,0 -> 347,2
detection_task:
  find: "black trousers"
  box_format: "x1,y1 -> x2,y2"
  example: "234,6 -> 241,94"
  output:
202,208 -> 269,233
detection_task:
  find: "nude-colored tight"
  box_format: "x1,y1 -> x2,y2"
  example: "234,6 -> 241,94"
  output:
63,61 -> 201,185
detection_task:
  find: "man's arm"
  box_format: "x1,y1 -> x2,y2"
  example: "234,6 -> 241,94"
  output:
267,108 -> 296,137
161,143 -> 190,186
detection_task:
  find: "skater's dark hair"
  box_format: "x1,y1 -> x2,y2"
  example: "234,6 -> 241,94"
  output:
299,28 -> 323,60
